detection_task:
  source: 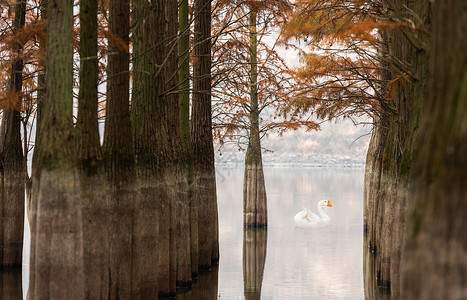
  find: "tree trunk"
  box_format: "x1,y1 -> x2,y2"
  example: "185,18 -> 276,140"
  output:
30,0 -> 84,297
77,0 -> 108,298
243,9 -> 267,228
192,0 -> 219,269
179,0 -> 199,279
27,3 -> 46,300
361,1 -> 465,299
131,0 -> 174,296
401,0 -> 467,298
0,0 -> 25,269
243,228 -> 267,300
165,0 -> 193,289
104,0 -> 137,298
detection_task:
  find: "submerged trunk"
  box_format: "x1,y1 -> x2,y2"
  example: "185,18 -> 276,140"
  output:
30,0 -> 83,297
27,3 -> 46,299
131,0 -> 174,296
363,1 -> 467,298
243,9 -> 267,228
192,0 -> 219,269
0,0 -> 25,269
0,270 -> 22,298
401,0 -> 467,298
104,0 -> 137,297
243,228 -> 267,300
77,0 -> 108,297
165,0 -> 192,288
178,0 -> 198,280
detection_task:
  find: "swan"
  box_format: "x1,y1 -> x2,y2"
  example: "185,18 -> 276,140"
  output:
294,200 -> 333,228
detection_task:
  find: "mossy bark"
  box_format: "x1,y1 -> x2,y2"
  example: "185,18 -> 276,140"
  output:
192,0 -> 219,270
30,0 -> 84,298
178,0 -> 198,279
401,0 -> 467,298
243,9 -> 267,228
363,0 -> 467,298
165,0 -> 193,288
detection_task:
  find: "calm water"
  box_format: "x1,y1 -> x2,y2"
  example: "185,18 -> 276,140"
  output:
3,165 -> 365,299
216,166 -> 365,299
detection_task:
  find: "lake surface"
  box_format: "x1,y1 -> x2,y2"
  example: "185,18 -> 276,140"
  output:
215,165 -> 365,299
4,165 -> 365,299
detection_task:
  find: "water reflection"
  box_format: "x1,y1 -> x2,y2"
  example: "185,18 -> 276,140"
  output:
363,238 -> 391,300
243,228 -> 267,300
177,265 -> 218,300
0,269 -> 22,299
17,166 -> 367,299
217,166 -> 365,299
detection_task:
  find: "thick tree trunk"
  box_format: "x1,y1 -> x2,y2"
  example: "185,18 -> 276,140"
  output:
77,0 -> 108,298
0,0 -> 25,269
401,0 -> 467,298
131,0 -> 174,296
104,0 -> 137,298
243,9 -> 267,228
362,1 -> 467,298
243,228 -> 267,300
30,0 -> 84,298
192,0 -> 219,269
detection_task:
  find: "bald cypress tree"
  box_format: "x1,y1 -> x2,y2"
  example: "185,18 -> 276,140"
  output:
0,0 -> 25,269
77,0 -> 108,297
192,0 -> 219,269
103,0 -> 137,297
30,0 -> 84,297
131,0 -> 174,296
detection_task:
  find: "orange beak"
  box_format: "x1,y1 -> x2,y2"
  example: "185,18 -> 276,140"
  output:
327,201 -> 333,207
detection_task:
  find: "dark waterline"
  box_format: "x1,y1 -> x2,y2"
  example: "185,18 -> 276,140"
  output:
9,165 -> 365,299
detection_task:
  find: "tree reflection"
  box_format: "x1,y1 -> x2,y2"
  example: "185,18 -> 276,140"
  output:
0,269 -> 22,299
177,265 -> 219,300
243,228 -> 267,300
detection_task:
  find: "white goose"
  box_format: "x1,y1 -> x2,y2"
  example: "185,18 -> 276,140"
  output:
294,200 -> 333,228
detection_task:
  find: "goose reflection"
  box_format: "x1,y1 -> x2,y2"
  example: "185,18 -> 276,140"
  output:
243,228 -> 267,300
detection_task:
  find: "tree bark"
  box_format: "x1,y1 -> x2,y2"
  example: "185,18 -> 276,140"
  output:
401,0 -> 467,298
362,1 -> 467,298
131,0 -> 174,296
30,0 -> 84,297
165,0 -> 193,289
27,4 -> 47,299
104,0 -> 137,298
243,9 -> 267,228
192,0 -> 219,269
0,0 -> 25,269
77,0 -> 108,298
179,0 -> 199,279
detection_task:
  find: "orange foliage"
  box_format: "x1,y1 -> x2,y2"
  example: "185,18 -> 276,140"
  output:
0,90 -> 22,111
1,20 -> 47,51
102,28 -> 129,53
